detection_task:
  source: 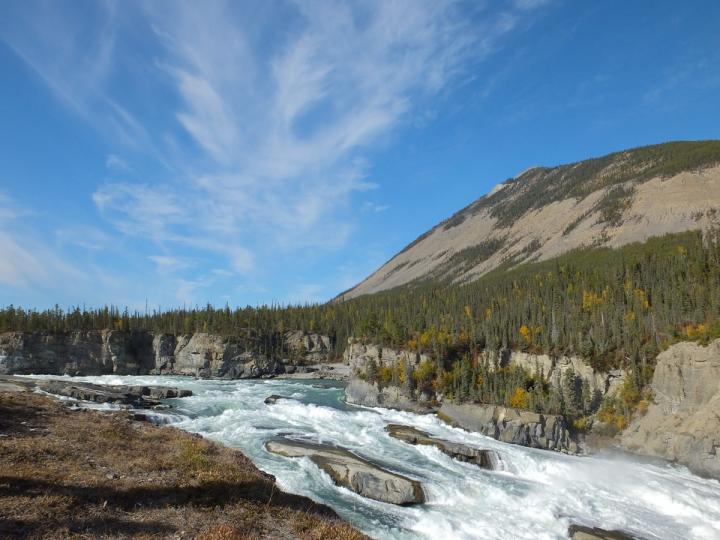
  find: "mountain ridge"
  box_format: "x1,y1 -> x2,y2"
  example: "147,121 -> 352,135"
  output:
338,140 -> 720,300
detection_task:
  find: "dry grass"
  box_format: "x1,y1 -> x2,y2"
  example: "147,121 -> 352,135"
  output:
0,392 -> 368,540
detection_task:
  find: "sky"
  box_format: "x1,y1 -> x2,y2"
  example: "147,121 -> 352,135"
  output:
1,0 -> 719,311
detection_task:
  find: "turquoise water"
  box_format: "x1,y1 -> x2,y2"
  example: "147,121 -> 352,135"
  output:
25,375 -> 720,540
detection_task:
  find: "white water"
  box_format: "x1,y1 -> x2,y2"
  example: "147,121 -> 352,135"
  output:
25,375 -> 720,540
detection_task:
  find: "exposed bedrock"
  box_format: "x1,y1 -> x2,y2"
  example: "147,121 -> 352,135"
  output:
620,339 -> 720,479
438,402 -> 579,454
0,330 -> 332,379
344,379 -> 435,413
386,424 -> 501,469
0,375 -> 191,407
265,438 -> 425,505
344,339 -> 626,402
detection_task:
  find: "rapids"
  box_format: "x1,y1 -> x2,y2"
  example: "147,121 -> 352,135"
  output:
24,374 -> 720,540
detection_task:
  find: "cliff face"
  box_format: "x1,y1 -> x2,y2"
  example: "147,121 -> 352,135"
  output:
339,142 -> 720,300
343,341 -> 597,454
620,339 -> 720,479
344,340 -> 625,402
0,330 -> 332,379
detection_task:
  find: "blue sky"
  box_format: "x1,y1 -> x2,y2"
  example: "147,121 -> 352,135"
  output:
1,0 -> 719,310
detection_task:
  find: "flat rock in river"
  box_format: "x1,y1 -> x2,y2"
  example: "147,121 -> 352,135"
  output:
265,437 -> 425,505
386,424 -> 500,469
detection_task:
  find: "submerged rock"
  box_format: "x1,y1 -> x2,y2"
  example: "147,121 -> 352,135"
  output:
265,437 -> 425,505
386,424 -> 501,469
568,524 -> 637,540
264,394 -> 294,405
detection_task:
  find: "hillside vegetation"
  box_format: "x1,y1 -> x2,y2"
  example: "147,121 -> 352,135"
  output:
3,230 -> 719,393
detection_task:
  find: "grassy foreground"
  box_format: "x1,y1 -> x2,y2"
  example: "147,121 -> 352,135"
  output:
0,391 -> 368,540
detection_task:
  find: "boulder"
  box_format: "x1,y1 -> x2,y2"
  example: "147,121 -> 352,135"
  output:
621,339 -> 720,479
386,424 -> 501,469
265,438 -> 425,505
264,394 -> 294,405
438,402 -> 579,454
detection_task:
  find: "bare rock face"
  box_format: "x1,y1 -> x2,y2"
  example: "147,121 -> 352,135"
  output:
344,379 -> 435,414
621,339 -> 720,479
343,339 -> 431,372
438,402 -> 579,454
265,438 -> 425,505
0,330 -> 329,380
489,349 -> 626,400
0,331 -> 153,376
283,331 -> 332,364
386,424 -> 501,469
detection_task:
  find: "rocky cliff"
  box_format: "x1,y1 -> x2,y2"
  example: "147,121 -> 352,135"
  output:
339,141 -> 720,300
620,339 -> 720,479
343,341 -> 586,454
344,340 -> 625,403
0,330 -> 332,379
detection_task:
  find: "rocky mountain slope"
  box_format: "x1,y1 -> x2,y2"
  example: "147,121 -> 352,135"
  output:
340,141 -> 720,300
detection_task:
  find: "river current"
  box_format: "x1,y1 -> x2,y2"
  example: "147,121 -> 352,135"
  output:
26,375 -> 720,539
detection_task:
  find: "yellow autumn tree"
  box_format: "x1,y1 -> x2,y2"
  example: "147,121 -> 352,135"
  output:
509,387 -> 529,409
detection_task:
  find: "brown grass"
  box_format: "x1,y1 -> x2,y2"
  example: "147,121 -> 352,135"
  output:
0,392 -> 368,540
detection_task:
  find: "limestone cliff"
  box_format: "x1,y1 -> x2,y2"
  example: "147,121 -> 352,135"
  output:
620,339 -> 720,479
0,330 -> 332,379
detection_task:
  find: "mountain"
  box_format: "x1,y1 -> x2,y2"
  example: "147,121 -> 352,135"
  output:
339,140 -> 720,300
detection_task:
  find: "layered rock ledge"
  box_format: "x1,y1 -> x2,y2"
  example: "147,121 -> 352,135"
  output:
265,438 -> 425,506
386,424 -> 501,469
438,402 -> 579,454
1,375 -> 192,408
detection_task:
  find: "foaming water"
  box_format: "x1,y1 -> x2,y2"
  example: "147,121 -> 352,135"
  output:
23,374 -> 720,540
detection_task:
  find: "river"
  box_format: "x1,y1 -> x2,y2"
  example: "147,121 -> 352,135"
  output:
26,374 -> 720,540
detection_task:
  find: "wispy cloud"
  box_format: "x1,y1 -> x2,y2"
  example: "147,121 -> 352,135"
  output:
1,0 -> 549,303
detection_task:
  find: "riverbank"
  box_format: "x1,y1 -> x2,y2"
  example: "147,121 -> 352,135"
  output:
0,389 -> 367,539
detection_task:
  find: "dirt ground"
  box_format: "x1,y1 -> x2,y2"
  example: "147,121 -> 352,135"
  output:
0,391 -> 368,540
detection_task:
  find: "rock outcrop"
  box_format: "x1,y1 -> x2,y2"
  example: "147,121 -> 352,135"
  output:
344,379 -> 435,413
0,330 -> 332,379
1,375 -> 191,407
492,349 -> 626,399
438,402 -> 579,454
620,339 -> 720,479
386,424 -> 501,469
265,438 -> 425,505
344,339 -> 625,405
343,340 -> 431,373
283,331 -> 332,363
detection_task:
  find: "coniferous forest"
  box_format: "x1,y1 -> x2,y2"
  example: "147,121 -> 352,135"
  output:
2,229 -> 719,425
